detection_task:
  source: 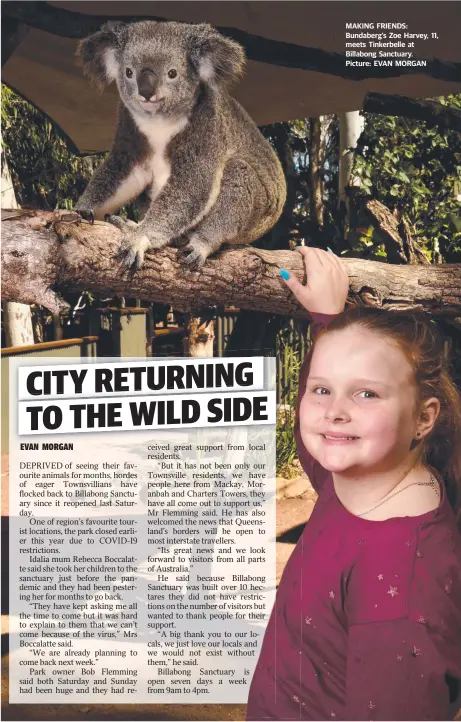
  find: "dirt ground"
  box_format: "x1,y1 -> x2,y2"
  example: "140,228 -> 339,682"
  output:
1,455 -> 315,721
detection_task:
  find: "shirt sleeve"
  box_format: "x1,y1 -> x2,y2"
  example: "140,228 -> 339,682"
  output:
345,618 -> 457,721
294,311 -> 338,494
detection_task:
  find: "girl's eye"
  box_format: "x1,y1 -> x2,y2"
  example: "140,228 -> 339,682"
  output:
358,390 -> 377,399
313,387 -> 330,395
168,68 -> 178,79
126,68 -> 133,78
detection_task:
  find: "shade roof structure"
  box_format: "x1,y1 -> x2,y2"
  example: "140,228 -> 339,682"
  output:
2,1 -> 461,154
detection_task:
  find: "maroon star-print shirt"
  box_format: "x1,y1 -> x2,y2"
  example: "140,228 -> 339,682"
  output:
246,313 -> 461,721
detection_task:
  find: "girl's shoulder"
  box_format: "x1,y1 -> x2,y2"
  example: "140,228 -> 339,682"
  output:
364,479 -> 441,521
345,514 -> 461,628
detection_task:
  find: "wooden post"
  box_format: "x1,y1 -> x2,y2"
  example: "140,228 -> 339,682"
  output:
338,110 -> 365,240
98,308 -> 148,358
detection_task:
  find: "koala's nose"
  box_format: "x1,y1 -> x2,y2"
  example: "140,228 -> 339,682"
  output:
137,69 -> 157,101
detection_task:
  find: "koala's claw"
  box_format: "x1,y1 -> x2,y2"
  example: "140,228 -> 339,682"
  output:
117,247 -> 143,271
116,233 -> 150,272
122,250 -> 140,270
77,209 -> 94,224
177,243 -> 207,270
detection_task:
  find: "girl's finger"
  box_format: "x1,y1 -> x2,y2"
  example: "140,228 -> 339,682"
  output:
328,251 -> 349,282
294,246 -> 318,279
295,245 -> 310,258
311,247 -> 325,267
279,269 -> 310,303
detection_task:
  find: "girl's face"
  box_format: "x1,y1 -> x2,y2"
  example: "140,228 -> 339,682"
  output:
300,326 -> 420,475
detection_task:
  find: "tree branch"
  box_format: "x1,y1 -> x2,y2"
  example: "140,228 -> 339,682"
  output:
1,213 -> 460,317
364,199 -> 431,265
363,92 -> 461,133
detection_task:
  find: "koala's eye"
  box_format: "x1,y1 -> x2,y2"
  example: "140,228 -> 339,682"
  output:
167,68 -> 178,79
125,68 -> 133,78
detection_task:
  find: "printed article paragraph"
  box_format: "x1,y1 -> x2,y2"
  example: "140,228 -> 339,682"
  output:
8,357 -> 276,703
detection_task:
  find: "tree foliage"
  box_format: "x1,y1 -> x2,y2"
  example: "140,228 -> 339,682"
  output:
260,118 -> 340,250
3,84 -> 460,263
353,94 -> 461,263
1,86 -> 103,210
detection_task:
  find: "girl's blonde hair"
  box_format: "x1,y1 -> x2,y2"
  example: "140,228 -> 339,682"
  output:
314,307 -> 461,517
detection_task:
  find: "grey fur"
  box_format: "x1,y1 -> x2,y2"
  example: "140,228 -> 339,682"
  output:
75,20 -> 286,270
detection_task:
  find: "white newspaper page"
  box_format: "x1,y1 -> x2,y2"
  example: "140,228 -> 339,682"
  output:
9,356 -> 276,703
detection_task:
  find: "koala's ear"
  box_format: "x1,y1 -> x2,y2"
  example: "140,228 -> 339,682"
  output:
190,26 -> 245,87
76,21 -> 128,87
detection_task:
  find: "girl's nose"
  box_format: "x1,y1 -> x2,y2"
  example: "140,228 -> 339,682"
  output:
323,398 -> 351,423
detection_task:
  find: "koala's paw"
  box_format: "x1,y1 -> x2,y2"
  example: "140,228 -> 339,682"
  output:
176,235 -> 211,270
105,215 -> 138,231
76,209 -> 95,224
171,234 -> 190,249
116,232 -> 151,271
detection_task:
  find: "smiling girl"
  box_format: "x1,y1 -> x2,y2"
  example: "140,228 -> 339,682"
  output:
246,247 -> 461,721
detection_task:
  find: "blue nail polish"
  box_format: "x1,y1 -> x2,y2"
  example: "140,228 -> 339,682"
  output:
327,247 -> 334,253
280,269 -> 290,280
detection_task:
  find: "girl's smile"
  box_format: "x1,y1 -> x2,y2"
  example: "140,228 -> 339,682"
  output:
321,433 -> 359,444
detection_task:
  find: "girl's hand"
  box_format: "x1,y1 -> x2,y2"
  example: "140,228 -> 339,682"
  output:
280,247 -> 349,315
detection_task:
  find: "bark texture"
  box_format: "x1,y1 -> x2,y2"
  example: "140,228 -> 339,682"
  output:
364,199 -> 431,266
1,214 -> 461,318
1,154 -> 35,347
309,118 -> 324,229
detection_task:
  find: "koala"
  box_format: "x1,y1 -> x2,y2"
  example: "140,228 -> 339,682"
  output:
75,20 -> 286,270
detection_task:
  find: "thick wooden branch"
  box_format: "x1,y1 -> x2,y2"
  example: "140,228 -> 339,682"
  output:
364,199 -> 430,265
1,214 -> 460,317
363,92 -> 461,133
